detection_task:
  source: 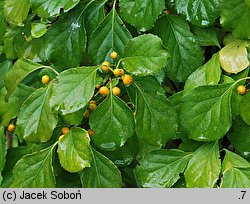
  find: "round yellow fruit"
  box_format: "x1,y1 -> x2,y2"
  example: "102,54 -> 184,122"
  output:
99,86 -> 110,96
122,74 -> 133,86
7,124 -> 15,132
237,85 -> 246,95
61,127 -> 70,135
41,75 -> 50,84
112,87 -> 121,96
110,51 -> 118,60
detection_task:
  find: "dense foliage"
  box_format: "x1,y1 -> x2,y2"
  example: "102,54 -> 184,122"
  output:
0,0 -> 250,188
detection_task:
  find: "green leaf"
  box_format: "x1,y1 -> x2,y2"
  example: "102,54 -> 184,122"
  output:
174,0 -> 221,26
0,60 -> 12,89
220,0 -> 250,39
4,59 -> 44,100
119,0 -> 165,32
57,127 -> 92,173
83,0 -> 107,39
179,83 -> 233,141
219,40 -> 249,74
44,5 -> 87,68
16,84 -> 58,143
152,15 -> 204,82
191,25 -> 220,47
89,91 -> 135,151
88,7 -> 132,64
128,76 -> 178,146
0,126 -> 7,185
221,168 -> 250,188
79,148 -> 122,188
221,150 -> 250,187
240,92 -> 250,125
50,66 -> 97,115
12,144 -> 56,187
184,141 -> 221,187
100,136 -> 138,167
4,0 -> 30,26
1,84 -> 35,127
61,108 -> 86,125
184,53 -> 221,92
0,1 -> 5,44
121,34 -> 169,76
31,22 -> 47,38
228,117 -> 250,158
30,0 -> 80,19
136,149 -> 192,188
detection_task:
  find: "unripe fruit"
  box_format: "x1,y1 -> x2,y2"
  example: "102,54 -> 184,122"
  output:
7,124 -> 15,132
113,68 -> 121,77
84,110 -> 90,119
110,51 -> 118,60
112,87 -> 121,96
237,85 -> 246,95
99,86 -> 109,96
101,61 -> 110,73
59,135 -> 64,141
41,75 -> 50,84
61,127 -> 70,135
88,129 -> 95,136
122,74 -> 133,86
89,103 -> 97,111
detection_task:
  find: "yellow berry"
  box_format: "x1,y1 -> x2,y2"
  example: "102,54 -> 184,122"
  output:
87,129 -> 95,136
122,74 -> 133,86
120,69 -> 125,75
110,51 -> 118,60
7,124 -> 15,132
89,100 -> 96,105
112,87 -> 121,96
89,103 -> 97,111
237,85 -> 246,95
61,127 -> 70,135
59,135 -> 64,141
113,68 -> 121,77
101,61 -> 110,73
99,86 -> 110,96
84,110 -> 90,119
95,84 -> 101,89
41,75 -> 50,84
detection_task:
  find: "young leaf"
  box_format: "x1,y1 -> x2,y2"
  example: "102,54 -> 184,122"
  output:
57,127 -> 92,173
89,91 -> 135,151
88,7 -> 132,64
79,148 -> 122,188
240,92 -> 250,126
44,4 -> 87,68
228,117 -> 250,158
128,76 -> 178,146
50,66 -> 98,115
12,144 -> 57,187
221,150 -> 250,187
4,0 -> 30,26
184,141 -> 221,187
179,83 -> 233,141
174,0 -> 221,26
219,40 -> 249,74
31,0 -> 80,19
0,126 -> 7,185
16,84 -> 58,143
184,53 -> 221,92
220,0 -> 250,39
4,59 -> 44,100
119,0 -> 165,32
136,149 -> 192,188
121,34 -> 169,76
152,15 -> 204,82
